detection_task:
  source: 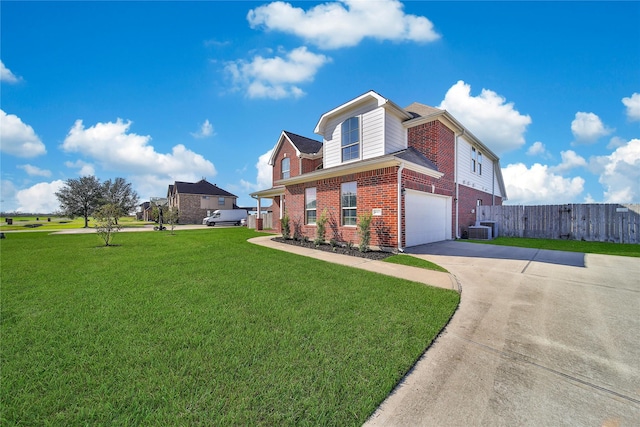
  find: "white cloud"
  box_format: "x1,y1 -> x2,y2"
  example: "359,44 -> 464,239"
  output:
225,46 -> 330,99
61,118 -> 216,179
438,81 -> 531,155
0,110 -> 47,157
238,149 -> 273,193
17,164 -> 52,177
550,150 -> 587,173
247,0 -> 440,49
1,180 -> 17,212
622,93 -> 640,122
191,119 -> 215,138
15,180 -> 65,213
607,136 -> 627,150
590,138 -> 640,203
502,163 -> 585,204
0,61 -> 21,83
65,159 -> 96,176
571,112 -> 613,143
526,141 -> 548,157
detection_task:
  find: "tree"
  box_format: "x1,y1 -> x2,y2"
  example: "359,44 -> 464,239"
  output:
93,203 -> 121,246
101,177 -> 139,224
55,176 -> 103,228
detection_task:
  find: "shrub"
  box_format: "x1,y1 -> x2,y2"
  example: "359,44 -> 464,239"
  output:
358,212 -> 373,252
280,211 -> 291,239
93,203 -> 121,246
314,208 -> 328,246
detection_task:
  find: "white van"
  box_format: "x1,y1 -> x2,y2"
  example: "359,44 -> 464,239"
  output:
203,209 -> 248,226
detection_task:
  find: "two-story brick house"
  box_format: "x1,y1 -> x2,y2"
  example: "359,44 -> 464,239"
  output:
167,179 -> 238,224
251,91 -> 507,250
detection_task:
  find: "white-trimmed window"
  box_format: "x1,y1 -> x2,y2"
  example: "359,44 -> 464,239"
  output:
341,181 -> 357,226
341,117 -> 360,162
305,187 -> 317,225
472,147 -> 483,175
281,157 -> 290,179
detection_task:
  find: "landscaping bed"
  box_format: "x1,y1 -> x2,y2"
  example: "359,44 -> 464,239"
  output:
272,236 -> 394,260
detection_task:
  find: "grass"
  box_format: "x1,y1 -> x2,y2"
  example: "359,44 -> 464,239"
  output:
468,236 -> 640,257
384,254 -> 449,272
0,228 -> 459,426
0,216 -> 152,231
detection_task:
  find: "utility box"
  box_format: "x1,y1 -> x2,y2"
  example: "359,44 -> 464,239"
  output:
468,225 -> 492,240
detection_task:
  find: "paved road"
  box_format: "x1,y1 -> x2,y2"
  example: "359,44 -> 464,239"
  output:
365,241 -> 640,426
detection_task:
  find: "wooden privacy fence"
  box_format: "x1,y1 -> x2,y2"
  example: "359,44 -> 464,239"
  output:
476,204 -> 640,244
246,213 -> 273,230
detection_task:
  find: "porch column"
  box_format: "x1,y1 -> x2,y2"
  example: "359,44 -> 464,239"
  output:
255,197 -> 263,230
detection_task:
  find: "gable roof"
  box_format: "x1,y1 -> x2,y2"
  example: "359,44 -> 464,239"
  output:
172,179 -> 237,198
314,90 -> 413,136
268,130 -> 322,166
404,102 -> 443,118
286,131 -> 322,154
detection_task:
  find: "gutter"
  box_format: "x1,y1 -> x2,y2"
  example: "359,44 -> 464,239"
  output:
455,130 -> 463,238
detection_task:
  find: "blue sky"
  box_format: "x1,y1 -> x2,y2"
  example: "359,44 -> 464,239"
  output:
1,0 -> 639,213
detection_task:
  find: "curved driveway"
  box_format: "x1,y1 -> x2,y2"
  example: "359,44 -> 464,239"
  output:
365,241 -> 640,426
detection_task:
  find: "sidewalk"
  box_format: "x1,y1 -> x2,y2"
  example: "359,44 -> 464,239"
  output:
248,235 -> 459,291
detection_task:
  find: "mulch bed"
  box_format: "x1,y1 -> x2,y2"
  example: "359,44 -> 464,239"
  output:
272,237 -> 394,260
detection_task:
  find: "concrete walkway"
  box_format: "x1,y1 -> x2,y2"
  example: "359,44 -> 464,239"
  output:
248,236 -> 459,291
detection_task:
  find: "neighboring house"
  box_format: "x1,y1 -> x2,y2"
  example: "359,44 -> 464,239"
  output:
167,179 -> 238,224
251,91 -> 507,250
136,201 -> 152,221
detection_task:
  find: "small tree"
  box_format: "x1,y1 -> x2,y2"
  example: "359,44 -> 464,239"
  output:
164,206 -> 179,235
314,208 -> 328,246
357,212 -> 373,252
281,211 -> 291,239
101,177 -> 139,224
94,203 -> 121,246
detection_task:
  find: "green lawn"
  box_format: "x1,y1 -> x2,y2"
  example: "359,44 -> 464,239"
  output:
384,254 -> 449,272
468,236 -> 640,257
0,228 -> 459,426
0,215 -> 152,231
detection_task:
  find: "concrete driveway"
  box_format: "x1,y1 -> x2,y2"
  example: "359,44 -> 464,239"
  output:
365,241 -> 640,426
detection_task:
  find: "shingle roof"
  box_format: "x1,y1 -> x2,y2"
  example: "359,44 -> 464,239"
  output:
173,179 -> 237,197
393,147 -> 439,171
404,102 -> 443,119
284,131 -> 322,154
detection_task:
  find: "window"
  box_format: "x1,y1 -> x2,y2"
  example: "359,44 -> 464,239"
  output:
472,147 -> 483,175
341,182 -> 357,226
471,147 -> 477,173
218,197 -> 225,206
305,187 -> 317,225
281,157 -> 290,179
341,116 -> 360,162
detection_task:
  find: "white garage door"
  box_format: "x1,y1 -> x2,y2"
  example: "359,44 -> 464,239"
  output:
405,190 -> 451,247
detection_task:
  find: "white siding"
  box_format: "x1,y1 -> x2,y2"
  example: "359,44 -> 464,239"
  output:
384,112 -> 407,154
361,107 -> 385,159
321,100 -> 381,169
458,136 -> 500,196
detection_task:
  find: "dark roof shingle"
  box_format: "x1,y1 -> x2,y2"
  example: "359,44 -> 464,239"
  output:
284,131 -> 322,154
172,179 -> 237,197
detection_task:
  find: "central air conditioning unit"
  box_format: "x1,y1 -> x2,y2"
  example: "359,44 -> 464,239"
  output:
479,221 -> 498,238
468,225 -> 492,240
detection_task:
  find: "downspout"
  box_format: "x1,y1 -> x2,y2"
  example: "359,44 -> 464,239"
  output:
455,130 -> 463,238
397,162 -> 405,252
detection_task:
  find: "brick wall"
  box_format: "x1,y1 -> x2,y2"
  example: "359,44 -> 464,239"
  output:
273,140 -> 299,183
177,194 -> 236,224
279,167 -> 400,249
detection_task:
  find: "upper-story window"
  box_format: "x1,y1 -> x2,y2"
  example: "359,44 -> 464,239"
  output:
471,147 -> 483,175
341,116 -> 360,162
218,197 -> 225,206
281,157 -> 290,179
